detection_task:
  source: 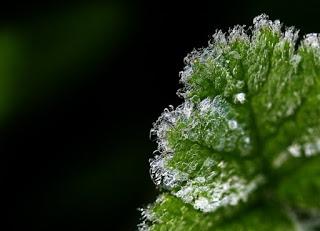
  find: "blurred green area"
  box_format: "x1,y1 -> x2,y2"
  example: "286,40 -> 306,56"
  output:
0,2 -> 128,123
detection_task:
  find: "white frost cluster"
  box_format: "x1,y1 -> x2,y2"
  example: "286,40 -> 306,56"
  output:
193,175 -> 264,213
177,14 -> 298,106
273,138 -> 320,168
303,33 -> 320,49
173,161 -> 265,213
233,92 -> 246,104
228,120 -> 238,130
198,96 -> 229,116
198,97 -> 252,155
252,14 -> 281,36
138,206 -> 154,231
301,33 -> 320,64
149,153 -> 188,189
152,95 -> 253,157
148,155 -> 266,214
151,101 -> 194,153
149,95 -> 254,194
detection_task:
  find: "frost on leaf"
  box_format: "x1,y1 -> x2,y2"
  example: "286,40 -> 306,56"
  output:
139,194 -> 295,231
140,14 -> 320,230
149,96 -> 262,213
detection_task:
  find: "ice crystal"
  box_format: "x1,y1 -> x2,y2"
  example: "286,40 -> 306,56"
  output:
233,92 -> 246,104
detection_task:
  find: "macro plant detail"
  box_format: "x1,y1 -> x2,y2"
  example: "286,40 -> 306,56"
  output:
139,14 -> 320,230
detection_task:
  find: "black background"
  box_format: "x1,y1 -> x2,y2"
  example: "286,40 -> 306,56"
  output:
3,0 -> 320,230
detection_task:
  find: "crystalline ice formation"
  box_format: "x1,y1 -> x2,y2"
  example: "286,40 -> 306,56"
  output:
233,92 -> 246,104
174,172 -> 264,213
151,95 -> 254,159
149,153 -> 188,190
142,13 -> 320,230
150,101 -> 194,153
304,33 -> 320,49
150,142 -> 264,213
273,129 -> 320,167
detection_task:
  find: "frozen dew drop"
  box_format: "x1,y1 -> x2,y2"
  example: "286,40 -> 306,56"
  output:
288,144 -> 301,157
235,80 -> 245,89
291,54 -> 301,68
244,137 -> 250,144
304,33 -> 320,48
217,161 -> 226,169
199,98 -> 212,113
315,139 -> 320,150
273,152 -> 289,168
203,157 -> 215,167
194,197 -> 210,212
228,119 -> 238,130
194,176 -> 206,183
233,92 -> 246,104
304,143 -> 316,157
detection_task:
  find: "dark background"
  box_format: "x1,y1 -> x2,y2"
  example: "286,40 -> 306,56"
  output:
3,0 -> 320,230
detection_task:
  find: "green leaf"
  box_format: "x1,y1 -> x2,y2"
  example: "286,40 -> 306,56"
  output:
139,194 -> 221,231
276,156 -> 320,210
141,14 -> 320,230
140,194 -> 294,231
213,205 -> 294,231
